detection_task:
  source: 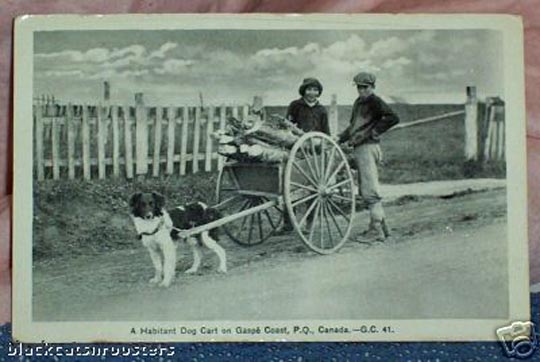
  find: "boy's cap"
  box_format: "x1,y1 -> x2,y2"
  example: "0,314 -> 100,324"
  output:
353,72 -> 376,86
299,78 -> 323,96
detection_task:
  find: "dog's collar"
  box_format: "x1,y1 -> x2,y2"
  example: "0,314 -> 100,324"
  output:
137,217 -> 165,239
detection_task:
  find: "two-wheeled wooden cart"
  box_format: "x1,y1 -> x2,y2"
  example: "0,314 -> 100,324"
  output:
179,132 -> 356,254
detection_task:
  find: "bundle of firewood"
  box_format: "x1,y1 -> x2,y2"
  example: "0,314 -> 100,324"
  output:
213,114 -> 305,163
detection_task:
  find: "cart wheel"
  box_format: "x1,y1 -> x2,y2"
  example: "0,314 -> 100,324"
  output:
284,132 -> 356,254
216,165 -> 283,246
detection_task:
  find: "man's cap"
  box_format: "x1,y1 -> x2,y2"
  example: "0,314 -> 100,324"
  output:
353,72 -> 376,86
299,78 -> 323,96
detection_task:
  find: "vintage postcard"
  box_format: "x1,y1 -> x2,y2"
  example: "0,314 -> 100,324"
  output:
12,14 -> 529,343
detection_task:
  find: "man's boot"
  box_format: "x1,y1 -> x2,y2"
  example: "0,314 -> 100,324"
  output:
356,220 -> 386,242
381,218 -> 390,238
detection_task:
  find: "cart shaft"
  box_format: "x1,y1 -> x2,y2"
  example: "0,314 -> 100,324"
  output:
178,198 -> 279,239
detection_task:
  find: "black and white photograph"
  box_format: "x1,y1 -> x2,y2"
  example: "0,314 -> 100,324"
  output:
13,14 -> 529,342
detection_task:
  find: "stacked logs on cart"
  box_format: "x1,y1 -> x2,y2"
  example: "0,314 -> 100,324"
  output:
212,114 -> 305,163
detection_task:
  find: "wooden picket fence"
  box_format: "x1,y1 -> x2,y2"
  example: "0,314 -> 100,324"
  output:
481,97 -> 505,161
456,87 -> 506,163
33,100 -> 253,181
33,88 -> 505,181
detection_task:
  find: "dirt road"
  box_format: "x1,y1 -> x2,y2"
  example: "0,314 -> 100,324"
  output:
33,188 -> 508,321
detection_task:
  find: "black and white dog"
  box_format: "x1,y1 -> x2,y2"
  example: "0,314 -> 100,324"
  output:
129,192 -> 226,288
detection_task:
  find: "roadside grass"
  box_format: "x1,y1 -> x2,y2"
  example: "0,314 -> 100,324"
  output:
33,173 -> 218,261
380,115 -> 505,184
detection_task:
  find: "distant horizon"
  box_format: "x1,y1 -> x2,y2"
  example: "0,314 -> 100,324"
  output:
32,91 -> 498,107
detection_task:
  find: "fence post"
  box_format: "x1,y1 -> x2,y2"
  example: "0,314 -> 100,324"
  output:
252,95 -> 265,121
179,106 -> 189,176
51,116 -> 60,180
45,95 -> 51,117
465,86 -> 478,161
124,106 -> 134,179
97,103 -> 106,179
35,103 -> 45,181
495,102 -> 505,160
104,81 -> 110,102
242,104 -> 249,122
483,100 -> 495,161
66,103 -> 76,179
166,107 -> 176,175
111,105 -> 120,177
217,105 -> 227,170
81,105 -> 91,180
329,94 -> 338,136
134,93 -> 148,177
205,106 -> 214,172
192,107 -> 201,174
152,106 -> 163,177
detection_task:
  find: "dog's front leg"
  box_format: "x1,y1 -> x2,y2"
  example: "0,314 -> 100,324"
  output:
147,246 -> 163,284
159,240 -> 177,288
185,238 -> 202,274
201,231 -> 227,273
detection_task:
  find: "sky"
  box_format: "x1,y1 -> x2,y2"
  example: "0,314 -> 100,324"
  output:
33,29 -> 504,106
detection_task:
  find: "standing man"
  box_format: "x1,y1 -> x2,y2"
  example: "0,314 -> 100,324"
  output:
338,72 -> 399,242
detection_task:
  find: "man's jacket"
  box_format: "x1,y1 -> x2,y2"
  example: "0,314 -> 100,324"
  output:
338,94 -> 399,146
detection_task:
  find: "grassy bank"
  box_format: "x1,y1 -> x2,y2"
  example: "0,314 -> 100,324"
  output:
33,174 -> 218,261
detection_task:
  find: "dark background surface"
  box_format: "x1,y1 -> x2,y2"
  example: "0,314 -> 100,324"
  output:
1,293 -> 538,360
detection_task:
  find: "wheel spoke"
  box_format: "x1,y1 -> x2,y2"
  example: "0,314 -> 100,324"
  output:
290,181 -> 318,193
261,196 -> 283,214
324,200 -> 344,237
214,194 -> 243,209
237,199 -> 253,213
319,200 -> 324,249
327,197 -> 351,223
327,160 -> 346,185
298,197 -> 319,228
308,201 -> 321,245
293,161 -> 318,188
237,216 -> 250,237
220,187 -> 238,192
326,178 -> 352,192
291,192 -> 318,208
228,169 -> 241,189
238,200 -> 253,234
323,147 -> 337,185
263,209 -> 276,229
300,146 -> 319,183
322,200 -> 335,247
247,213 -> 255,242
310,138 -> 321,179
319,139 -> 326,182
329,193 -> 354,204
257,210 -> 264,241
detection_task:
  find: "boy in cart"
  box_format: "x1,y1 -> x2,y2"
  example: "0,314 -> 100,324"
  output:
338,72 -> 399,242
276,77 -> 330,234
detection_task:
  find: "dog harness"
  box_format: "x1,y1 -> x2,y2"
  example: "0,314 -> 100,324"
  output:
137,217 -> 165,240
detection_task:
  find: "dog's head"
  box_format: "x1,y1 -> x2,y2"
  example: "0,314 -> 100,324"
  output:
129,192 -> 165,219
